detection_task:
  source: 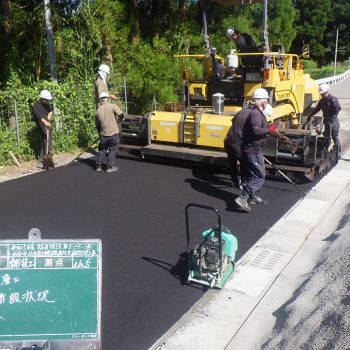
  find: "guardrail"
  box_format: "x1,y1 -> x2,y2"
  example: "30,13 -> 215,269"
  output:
315,68 -> 350,86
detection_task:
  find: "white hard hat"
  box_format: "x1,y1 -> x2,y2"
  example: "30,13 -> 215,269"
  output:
263,104 -> 273,117
39,89 -> 53,100
98,64 -> 110,75
99,92 -> 110,100
319,83 -> 329,94
252,88 -> 269,100
226,28 -> 235,39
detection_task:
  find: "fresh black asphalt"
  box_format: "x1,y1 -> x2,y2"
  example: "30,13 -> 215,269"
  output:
0,151 -> 312,349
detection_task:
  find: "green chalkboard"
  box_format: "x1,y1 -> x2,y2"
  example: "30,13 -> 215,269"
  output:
0,240 -> 101,341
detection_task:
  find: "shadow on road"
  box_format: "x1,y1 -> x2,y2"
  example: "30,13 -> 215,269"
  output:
141,255 -> 208,291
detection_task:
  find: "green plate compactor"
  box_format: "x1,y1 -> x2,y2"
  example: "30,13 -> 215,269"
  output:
185,203 -> 238,289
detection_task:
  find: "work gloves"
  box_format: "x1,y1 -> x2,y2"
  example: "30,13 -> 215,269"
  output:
268,123 -> 290,143
268,123 -> 277,134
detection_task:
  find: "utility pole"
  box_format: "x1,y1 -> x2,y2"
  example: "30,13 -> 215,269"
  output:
334,28 -> 339,76
200,0 -> 210,51
262,0 -> 270,52
44,0 -> 58,82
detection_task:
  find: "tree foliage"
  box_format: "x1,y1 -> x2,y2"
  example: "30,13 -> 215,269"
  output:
0,0 -> 350,164
323,0 -> 350,63
292,0 -> 332,63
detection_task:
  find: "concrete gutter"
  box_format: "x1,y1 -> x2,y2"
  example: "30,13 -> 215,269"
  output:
150,148 -> 350,350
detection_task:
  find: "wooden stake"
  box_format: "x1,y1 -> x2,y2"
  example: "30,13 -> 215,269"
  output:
9,151 -> 21,167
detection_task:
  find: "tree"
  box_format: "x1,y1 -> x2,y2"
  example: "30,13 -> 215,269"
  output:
323,0 -> 350,63
0,0 -> 12,28
292,0 -> 332,64
127,0 -> 140,44
268,0 -> 297,51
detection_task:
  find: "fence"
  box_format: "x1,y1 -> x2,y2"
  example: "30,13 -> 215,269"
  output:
315,68 -> 350,86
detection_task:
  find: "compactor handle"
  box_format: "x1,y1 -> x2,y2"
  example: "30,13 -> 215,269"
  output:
185,203 -> 222,274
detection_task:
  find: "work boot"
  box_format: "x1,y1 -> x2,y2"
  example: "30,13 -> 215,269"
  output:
234,195 -> 251,213
106,166 -> 118,173
37,157 -> 43,169
249,196 -> 268,206
95,165 -> 102,172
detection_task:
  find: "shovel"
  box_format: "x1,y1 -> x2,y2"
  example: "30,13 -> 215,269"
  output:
63,138 -> 100,168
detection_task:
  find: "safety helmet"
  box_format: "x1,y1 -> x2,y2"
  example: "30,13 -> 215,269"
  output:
226,28 -> 235,39
39,89 -> 53,100
98,64 -> 110,75
252,88 -> 269,100
99,92 -> 110,100
319,83 -> 329,94
263,104 -> 273,117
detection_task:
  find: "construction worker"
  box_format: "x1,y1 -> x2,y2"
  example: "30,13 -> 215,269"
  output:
95,92 -> 124,173
94,64 -> 117,107
216,59 -> 226,79
235,88 -> 288,212
302,83 -> 341,158
224,104 -> 252,189
225,102 -> 274,189
226,28 -> 246,51
32,89 -> 54,169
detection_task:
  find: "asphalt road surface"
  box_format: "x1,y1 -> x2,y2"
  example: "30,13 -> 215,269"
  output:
0,152 -> 310,349
1,77 -> 349,350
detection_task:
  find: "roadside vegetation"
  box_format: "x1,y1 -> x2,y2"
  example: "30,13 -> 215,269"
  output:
0,0 -> 349,165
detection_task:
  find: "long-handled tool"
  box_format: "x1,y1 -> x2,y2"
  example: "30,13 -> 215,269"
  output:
43,129 -> 54,169
263,156 -> 307,197
283,138 -> 299,156
275,131 -> 299,156
122,115 -> 141,133
64,138 -> 100,167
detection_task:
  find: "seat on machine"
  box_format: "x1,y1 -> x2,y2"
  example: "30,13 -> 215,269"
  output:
238,33 -> 263,67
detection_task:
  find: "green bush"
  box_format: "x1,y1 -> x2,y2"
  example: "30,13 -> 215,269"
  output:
0,79 -> 97,165
303,59 -> 350,79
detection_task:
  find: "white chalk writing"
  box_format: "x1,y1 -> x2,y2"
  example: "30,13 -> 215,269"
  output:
2,290 -> 55,305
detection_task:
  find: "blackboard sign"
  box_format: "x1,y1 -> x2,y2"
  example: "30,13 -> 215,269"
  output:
0,239 -> 101,341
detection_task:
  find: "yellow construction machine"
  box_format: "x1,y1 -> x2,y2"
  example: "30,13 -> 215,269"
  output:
121,0 -> 337,181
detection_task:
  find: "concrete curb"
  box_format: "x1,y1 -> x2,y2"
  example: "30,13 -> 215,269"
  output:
150,151 -> 350,350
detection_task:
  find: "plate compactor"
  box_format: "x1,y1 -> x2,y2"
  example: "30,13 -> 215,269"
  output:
185,203 -> 238,289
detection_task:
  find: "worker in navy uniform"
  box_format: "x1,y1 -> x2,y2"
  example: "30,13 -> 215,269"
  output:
303,83 -> 341,158
94,64 -> 117,107
224,105 -> 252,189
235,88 -> 288,213
226,28 -> 246,51
32,89 -> 54,169
225,101 -> 274,190
95,92 -> 124,173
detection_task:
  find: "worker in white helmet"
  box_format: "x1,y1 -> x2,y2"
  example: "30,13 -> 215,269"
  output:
224,101 -> 254,189
94,92 -> 125,173
32,89 -> 54,169
234,88 -> 288,212
302,83 -> 341,159
226,28 -> 246,51
94,63 -> 117,107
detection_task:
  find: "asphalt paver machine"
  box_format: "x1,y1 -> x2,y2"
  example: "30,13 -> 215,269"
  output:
185,203 -> 238,289
120,0 -> 338,181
